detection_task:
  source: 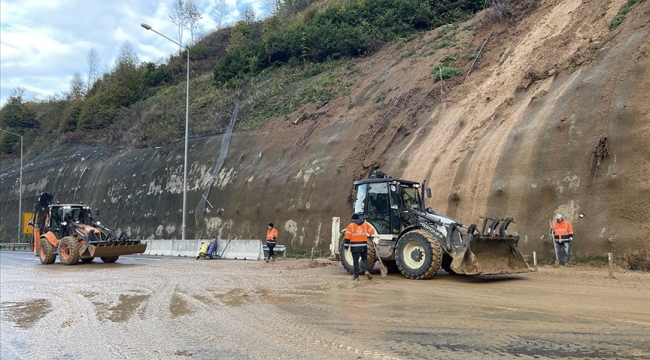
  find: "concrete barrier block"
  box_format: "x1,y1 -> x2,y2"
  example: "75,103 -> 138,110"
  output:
217,239 -> 263,260
147,239 -> 173,256
171,239 -> 200,257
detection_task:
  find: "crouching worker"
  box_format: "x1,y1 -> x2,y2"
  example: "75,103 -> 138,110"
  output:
196,242 -> 209,260
344,213 -> 376,281
207,236 -> 219,259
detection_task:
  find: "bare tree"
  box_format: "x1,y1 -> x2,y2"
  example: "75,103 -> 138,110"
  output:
261,0 -> 282,17
210,0 -> 228,30
193,23 -> 208,43
86,48 -> 101,92
116,41 -> 140,67
240,6 -> 257,25
184,0 -> 202,44
169,0 -> 186,51
69,72 -> 86,100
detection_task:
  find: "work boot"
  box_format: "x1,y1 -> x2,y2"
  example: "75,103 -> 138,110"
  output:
265,257 -> 269,263
353,277 -> 359,281
196,256 -> 200,260
365,271 -> 373,280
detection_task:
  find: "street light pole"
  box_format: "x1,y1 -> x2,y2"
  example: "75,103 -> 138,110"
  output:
0,129 -> 23,249
141,23 -> 189,241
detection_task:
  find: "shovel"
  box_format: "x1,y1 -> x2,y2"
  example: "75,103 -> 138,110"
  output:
373,238 -> 388,277
219,239 -> 232,259
550,220 -> 559,268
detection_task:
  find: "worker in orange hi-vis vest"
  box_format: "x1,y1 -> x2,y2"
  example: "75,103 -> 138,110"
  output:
343,213 -> 377,281
551,214 -> 574,265
265,223 -> 279,262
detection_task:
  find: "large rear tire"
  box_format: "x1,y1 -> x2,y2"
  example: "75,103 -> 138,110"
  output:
39,238 -> 56,265
101,256 -> 119,263
396,229 -> 442,279
59,237 -> 80,265
340,235 -> 376,274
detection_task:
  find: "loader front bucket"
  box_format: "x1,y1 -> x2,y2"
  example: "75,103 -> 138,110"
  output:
83,242 -> 148,258
450,234 -> 530,275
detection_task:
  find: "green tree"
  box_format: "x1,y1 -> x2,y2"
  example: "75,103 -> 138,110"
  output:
229,20 -> 252,49
79,92 -> 117,130
61,99 -> 84,132
107,41 -> 145,108
0,87 -> 39,129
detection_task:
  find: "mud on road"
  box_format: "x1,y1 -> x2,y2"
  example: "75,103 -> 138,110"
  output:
1,251 -> 649,360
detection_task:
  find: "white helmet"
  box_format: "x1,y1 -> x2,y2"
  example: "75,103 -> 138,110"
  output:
556,214 -> 563,221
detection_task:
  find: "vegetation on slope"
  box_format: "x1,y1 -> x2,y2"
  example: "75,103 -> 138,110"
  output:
609,0 -> 645,30
1,0 -> 492,159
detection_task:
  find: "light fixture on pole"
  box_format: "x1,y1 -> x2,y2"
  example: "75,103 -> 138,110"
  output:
0,129 -> 23,250
141,23 -> 190,242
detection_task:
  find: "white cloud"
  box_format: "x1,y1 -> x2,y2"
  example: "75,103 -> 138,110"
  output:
0,0 -> 270,106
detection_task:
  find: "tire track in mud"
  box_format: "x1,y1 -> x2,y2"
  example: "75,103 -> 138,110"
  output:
142,273 -> 177,320
188,304 -> 399,360
161,268 -> 400,359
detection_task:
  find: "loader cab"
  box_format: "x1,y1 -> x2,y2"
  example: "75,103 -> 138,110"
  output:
353,178 -> 424,235
60,205 -> 93,225
49,204 -> 93,237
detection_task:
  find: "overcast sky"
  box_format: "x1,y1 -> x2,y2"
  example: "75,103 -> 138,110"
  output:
0,0 -> 269,106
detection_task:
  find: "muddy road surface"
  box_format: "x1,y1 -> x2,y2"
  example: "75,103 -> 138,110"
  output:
1,251 -> 649,359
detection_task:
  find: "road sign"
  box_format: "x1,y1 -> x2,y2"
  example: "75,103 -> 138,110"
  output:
22,212 -> 33,234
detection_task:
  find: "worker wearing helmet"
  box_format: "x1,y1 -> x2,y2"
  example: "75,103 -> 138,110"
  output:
551,214 -> 574,265
343,213 -> 376,281
265,223 -> 278,262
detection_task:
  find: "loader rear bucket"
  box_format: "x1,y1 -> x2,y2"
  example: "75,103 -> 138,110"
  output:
450,234 -> 530,275
83,243 -> 148,258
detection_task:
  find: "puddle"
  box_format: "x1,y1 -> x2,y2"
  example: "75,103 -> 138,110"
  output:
213,288 -> 253,307
170,293 -> 194,318
191,294 -> 215,306
94,293 -> 150,323
1,299 -> 52,329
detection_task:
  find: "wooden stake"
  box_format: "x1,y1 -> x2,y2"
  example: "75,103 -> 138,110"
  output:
608,252 -> 614,278
533,251 -> 538,272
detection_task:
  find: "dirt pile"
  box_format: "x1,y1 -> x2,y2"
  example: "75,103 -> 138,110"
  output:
327,0 -> 650,256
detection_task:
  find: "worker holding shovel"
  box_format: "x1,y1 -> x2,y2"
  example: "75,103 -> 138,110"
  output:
551,214 -> 574,266
343,213 -> 377,281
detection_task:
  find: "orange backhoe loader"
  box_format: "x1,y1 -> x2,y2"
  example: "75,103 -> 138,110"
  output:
30,192 -> 147,265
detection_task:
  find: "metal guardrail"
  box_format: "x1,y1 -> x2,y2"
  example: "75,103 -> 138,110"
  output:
263,245 -> 287,260
0,242 -> 31,251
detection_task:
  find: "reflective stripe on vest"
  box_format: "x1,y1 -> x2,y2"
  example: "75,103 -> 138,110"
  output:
345,222 -> 376,244
266,228 -> 278,241
552,220 -> 572,239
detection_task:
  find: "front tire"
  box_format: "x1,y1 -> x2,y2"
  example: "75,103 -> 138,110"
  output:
39,238 -> 56,265
396,229 -> 442,279
340,235 -> 376,274
101,256 -> 119,263
59,237 -> 80,265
